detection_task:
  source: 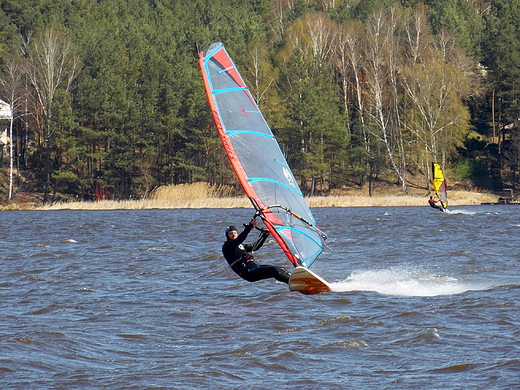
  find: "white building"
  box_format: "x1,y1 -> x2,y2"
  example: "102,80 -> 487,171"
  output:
0,100 -> 12,160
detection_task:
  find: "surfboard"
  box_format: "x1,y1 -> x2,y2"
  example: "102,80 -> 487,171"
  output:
289,267 -> 331,295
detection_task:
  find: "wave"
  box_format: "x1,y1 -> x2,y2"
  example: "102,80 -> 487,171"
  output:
446,209 -> 477,215
329,266 -> 494,297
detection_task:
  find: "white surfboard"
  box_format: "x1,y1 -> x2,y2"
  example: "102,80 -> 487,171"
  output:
289,267 -> 331,294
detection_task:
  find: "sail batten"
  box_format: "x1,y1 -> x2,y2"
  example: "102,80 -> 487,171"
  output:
247,178 -> 303,195
213,87 -> 247,94
199,42 -> 325,268
226,130 -> 274,138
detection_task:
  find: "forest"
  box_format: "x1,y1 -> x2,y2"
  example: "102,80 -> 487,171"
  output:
0,0 -> 519,203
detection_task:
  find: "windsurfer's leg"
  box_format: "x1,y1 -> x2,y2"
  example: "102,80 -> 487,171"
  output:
241,265 -> 290,284
272,266 -> 290,284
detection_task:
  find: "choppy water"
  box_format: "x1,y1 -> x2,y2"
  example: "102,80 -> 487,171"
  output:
1,206 -> 519,389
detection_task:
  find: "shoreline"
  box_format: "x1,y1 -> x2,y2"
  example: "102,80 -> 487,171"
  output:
22,191 -> 498,210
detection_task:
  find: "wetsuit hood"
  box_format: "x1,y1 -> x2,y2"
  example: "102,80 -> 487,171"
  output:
225,225 -> 237,240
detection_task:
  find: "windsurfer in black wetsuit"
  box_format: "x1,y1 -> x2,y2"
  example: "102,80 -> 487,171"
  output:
222,219 -> 291,284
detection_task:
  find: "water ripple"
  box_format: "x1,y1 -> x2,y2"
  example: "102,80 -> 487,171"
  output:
0,207 -> 519,388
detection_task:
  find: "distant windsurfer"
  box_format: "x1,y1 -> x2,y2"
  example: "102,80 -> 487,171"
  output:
222,219 -> 291,284
428,196 -> 443,211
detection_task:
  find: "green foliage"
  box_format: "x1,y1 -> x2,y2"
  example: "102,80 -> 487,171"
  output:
277,47 -> 349,194
0,0 -> 519,199
349,0 -> 402,21
482,0 -> 520,123
428,0 -> 484,59
452,157 -> 489,186
451,158 -> 472,182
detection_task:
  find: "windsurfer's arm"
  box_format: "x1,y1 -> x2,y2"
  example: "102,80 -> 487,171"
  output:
252,229 -> 270,251
231,221 -> 254,248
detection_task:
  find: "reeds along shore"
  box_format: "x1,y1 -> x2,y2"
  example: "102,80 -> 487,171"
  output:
30,183 -> 498,210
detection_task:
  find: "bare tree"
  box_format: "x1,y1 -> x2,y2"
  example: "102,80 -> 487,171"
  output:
305,13 -> 336,68
401,51 -> 471,181
266,0 -> 297,42
317,0 -> 344,11
244,42 -> 274,106
334,22 -> 382,193
402,4 -> 431,65
363,9 -> 408,193
0,55 -> 27,201
386,8 -> 408,191
401,13 -> 477,185
334,21 -> 371,164
285,13 -> 336,73
23,26 -> 81,202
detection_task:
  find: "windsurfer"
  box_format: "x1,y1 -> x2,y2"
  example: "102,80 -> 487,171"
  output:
428,196 -> 443,211
222,219 -> 291,284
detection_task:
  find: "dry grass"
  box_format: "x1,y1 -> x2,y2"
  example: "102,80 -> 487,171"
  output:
36,183 -> 499,210
37,197 -> 251,210
0,203 -> 38,211
307,190 -> 497,207
150,182 -> 236,200
38,183 -> 247,210
37,198 -> 249,210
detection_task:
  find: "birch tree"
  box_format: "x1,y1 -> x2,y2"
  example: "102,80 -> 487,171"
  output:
401,49 -> 471,180
0,55 -> 27,201
266,0 -> 297,42
244,42 -> 274,106
23,26 -> 81,202
334,21 -> 374,188
403,4 -> 432,65
363,9 -> 408,193
401,6 -> 476,185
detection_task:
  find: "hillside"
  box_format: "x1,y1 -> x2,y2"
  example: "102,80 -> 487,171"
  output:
0,0 -> 519,203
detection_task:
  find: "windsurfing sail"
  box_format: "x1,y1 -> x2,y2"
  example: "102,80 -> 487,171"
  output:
198,42 -> 326,268
432,162 -> 448,211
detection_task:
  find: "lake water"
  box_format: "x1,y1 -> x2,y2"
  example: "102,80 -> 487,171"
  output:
1,205 -> 519,389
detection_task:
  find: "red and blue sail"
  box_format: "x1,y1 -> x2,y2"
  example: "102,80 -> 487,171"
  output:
198,42 -> 325,268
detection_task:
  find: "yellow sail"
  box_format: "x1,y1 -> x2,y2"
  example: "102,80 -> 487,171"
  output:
432,163 -> 448,210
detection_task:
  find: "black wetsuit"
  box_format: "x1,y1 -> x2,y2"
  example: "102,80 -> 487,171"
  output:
222,223 -> 290,284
